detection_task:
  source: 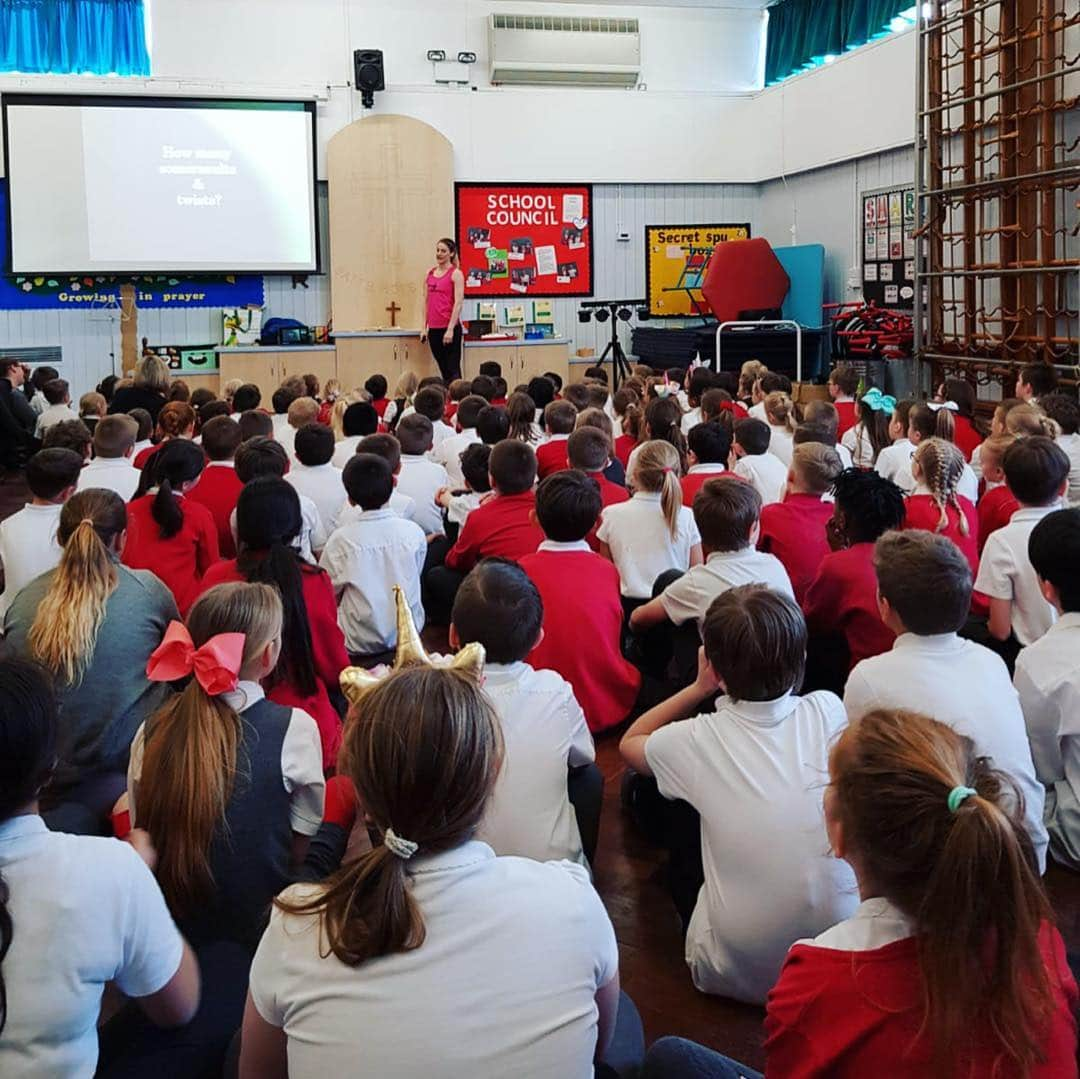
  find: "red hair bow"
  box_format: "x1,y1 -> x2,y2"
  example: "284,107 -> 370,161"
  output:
146,621 -> 246,695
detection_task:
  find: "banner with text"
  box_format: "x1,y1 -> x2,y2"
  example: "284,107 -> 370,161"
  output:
646,223 -> 751,317
455,183 -> 593,298
0,182 -> 265,311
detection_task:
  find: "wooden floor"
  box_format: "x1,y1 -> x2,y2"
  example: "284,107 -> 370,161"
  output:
4,471 -> 1080,1069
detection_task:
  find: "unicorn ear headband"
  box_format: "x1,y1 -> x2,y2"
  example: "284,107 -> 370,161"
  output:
339,585 -> 485,706
860,387 -> 896,414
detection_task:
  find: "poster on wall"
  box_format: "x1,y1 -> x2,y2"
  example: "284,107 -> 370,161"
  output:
455,183 -> 593,298
645,223 -> 751,317
0,182 -> 265,311
861,184 -> 916,310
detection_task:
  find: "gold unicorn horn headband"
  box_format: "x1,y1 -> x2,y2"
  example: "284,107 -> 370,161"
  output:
339,585 -> 485,705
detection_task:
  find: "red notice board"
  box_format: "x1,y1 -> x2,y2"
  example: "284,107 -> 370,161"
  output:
455,182 -> 593,298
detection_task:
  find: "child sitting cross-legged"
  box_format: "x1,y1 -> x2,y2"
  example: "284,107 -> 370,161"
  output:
631,476 -> 792,687
520,471 -> 642,734
320,454 -> 426,658
620,585 -> 857,1004
758,442 -> 842,603
732,417 -> 787,505
975,436 -> 1070,663
680,420 -> 734,507
450,559 -> 598,866
844,529 -> 1047,871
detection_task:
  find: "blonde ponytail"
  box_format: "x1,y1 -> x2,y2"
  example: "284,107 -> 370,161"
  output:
28,491 -> 126,685
632,440 -> 683,539
765,391 -> 797,434
1006,403 -> 1060,439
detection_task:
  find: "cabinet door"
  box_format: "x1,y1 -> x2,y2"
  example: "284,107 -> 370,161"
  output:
464,345 -> 519,385
517,344 -> 569,387
218,353 -> 280,406
280,351 -> 338,398
400,337 -> 438,382
336,337 -> 401,394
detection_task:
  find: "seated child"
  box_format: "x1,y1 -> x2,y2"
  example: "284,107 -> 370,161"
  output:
763,391 -> 797,468
395,413 -> 450,536
701,386 -> 740,424
491,377 -> 508,407
975,436 -> 1070,652
319,454 -> 427,656
976,434 -> 1020,553
282,395 -> 319,460
437,443 -> 491,538
476,404 -> 510,446
1016,360 -> 1058,404
135,402 -> 196,470
34,378 -> 78,438
129,580 -> 324,948
747,372 -> 787,421
451,560 -> 597,864
827,364 -> 859,436
841,388 -> 893,468
561,383 -> 590,413
798,400 -> 854,468
620,585 -> 857,1004
200,477 -> 349,769
507,391 -> 542,445
445,377 -> 473,423
937,376 -> 983,460
123,439 -> 219,615
971,396 -> 1022,480
270,386 -> 297,443
78,391 -> 106,436
764,708 -> 1077,1077
187,415 -> 244,557
383,371 -> 419,429
520,472 -> 642,733
1015,507 -> 1080,869
129,407 -> 154,457
681,421 -> 733,507
596,440 -> 702,604
349,433 -> 416,522
434,394 -> 486,488
732,417 -> 787,505
76,414 -> 140,501
567,426 -> 629,534
844,530 -> 1047,870
41,418 -> 92,462
286,422 -> 346,537
632,477 -> 793,684
612,386 -> 643,466
0,447 -> 82,617
803,468 -> 906,676
758,443 -> 842,603
680,369 -> 715,434
234,437 -> 325,561
444,440 -> 543,572
900,402 -> 978,501
872,398 -> 916,485
331,401 -> 379,469
365,373 -> 390,419
230,383 -> 261,419
1040,393 -> 1080,506
536,400 -> 578,479
902,437 -> 979,579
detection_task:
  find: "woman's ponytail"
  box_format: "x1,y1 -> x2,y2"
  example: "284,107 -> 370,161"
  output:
28,491 -> 125,685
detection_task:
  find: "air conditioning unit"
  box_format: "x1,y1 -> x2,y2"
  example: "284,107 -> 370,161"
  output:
489,14 -> 641,87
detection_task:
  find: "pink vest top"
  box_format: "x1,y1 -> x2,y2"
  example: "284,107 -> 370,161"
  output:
426,268 -> 455,328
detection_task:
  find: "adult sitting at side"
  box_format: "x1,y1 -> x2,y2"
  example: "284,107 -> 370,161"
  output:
109,355 -> 171,425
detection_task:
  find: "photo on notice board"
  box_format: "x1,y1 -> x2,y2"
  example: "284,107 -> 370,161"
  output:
455,183 -> 593,298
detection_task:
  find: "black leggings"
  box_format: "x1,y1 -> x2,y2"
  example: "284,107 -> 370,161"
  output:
428,324 -> 463,382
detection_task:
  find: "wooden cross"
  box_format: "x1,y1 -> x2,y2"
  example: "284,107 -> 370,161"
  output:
385,300 -> 401,327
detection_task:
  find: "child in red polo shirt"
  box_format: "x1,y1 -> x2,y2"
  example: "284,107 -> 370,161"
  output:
123,438 -> 219,614
828,365 -> 860,437
567,427 -> 628,552
902,438 -> 979,579
520,471 -> 642,733
976,434 -> 1020,553
937,375 -> 984,461
759,442 -> 843,603
187,415 -> 243,558
681,421 -> 734,507
802,468 -> 905,688
133,401 -> 196,471
364,373 -> 390,420
612,386 -> 643,468
536,400 -> 577,479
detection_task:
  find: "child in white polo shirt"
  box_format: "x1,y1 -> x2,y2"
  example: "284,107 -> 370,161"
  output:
1040,394 -> 1080,506
1014,507 -> 1080,869
630,476 -> 792,686
620,585 -> 856,1004
320,453 -> 426,656
975,436 -> 1070,664
395,413 -> 450,536
433,394 -> 486,489
451,559 -> 596,866
732,417 -> 787,505
286,422 -> 346,537
844,529 -> 1048,871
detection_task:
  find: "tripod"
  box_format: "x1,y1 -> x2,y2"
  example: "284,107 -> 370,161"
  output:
580,299 -> 646,388
598,312 -> 633,387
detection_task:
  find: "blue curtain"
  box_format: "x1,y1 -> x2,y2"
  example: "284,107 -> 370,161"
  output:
765,0 -> 909,85
1,0 -> 150,76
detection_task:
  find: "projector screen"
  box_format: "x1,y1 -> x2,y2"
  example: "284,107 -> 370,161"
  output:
3,94 -> 319,274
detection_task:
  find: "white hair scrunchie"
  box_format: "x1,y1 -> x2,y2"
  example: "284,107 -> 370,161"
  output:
383,827 -> 419,860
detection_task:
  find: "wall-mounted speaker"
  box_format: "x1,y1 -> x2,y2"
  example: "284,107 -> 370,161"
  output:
354,49 -> 385,109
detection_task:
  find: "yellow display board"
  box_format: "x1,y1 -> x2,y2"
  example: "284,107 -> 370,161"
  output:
645,223 -> 751,317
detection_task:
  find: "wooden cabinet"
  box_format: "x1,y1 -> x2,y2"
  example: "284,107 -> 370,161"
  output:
335,334 -> 439,393
463,342 -> 570,389
217,348 -> 338,406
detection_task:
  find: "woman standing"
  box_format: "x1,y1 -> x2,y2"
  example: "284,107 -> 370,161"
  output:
422,238 -> 465,382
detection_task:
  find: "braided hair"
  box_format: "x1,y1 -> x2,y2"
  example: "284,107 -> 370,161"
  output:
831,468 -> 906,545
914,438 -> 970,537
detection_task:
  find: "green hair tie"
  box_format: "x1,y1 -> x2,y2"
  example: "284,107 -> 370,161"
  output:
947,786 -> 977,813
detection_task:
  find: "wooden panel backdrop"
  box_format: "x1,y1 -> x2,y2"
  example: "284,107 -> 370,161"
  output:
328,115 -> 454,331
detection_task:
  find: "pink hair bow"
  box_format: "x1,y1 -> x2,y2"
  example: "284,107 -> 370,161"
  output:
146,621 -> 246,695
